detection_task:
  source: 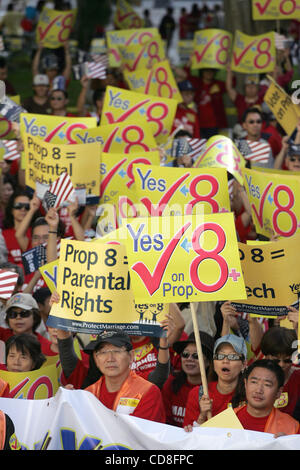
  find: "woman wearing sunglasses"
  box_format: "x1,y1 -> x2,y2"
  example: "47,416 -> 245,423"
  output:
0,292 -> 53,357
1,189 -> 40,268
161,330 -> 214,427
183,334 -> 247,429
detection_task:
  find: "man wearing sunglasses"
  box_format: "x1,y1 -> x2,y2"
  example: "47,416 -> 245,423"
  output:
49,89 -> 76,117
236,107 -> 274,169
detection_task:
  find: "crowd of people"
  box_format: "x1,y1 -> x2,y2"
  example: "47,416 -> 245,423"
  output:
0,0 -> 300,451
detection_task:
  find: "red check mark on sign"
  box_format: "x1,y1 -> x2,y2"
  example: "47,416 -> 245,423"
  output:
100,158 -> 127,197
194,32 -> 222,63
131,222 -> 191,295
254,0 -> 272,15
140,173 -> 190,216
104,99 -> 150,124
232,39 -> 257,66
38,15 -> 62,41
251,182 -> 272,228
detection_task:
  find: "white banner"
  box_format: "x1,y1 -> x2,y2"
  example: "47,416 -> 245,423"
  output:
1,388 -> 300,450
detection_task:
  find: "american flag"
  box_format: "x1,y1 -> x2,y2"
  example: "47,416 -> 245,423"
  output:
0,269 -> 18,299
43,173 -> 75,210
186,138 -> 207,161
22,245 -> 47,275
1,139 -> 20,161
85,55 -> 107,79
243,140 -> 271,164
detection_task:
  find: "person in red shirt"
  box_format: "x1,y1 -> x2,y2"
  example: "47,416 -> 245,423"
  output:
172,80 -> 200,138
0,292 -> 52,357
162,330 -> 214,427
184,334 -> 247,428
83,330 -> 166,423
235,359 -> 300,435
226,68 -> 264,123
259,326 -> 300,417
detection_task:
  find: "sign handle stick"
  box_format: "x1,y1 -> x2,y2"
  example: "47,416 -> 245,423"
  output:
190,301 -> 212,419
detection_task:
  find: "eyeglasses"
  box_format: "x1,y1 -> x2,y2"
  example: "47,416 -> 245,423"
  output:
247,120 -> 262,124
7,309 -> 32,319
288,156 -> 300,162
13,202 -> 30,210
50,96 -> 63,101
181,351 -> 198,360
32,234 -> 49,242
213,353 -> 242,361
95,347 -> 127,357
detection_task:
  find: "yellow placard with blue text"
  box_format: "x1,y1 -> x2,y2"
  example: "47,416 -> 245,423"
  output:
0,363 -> 59,399
36,7 -> 77,48
23,133 -> 101,197
130,164 -> 231,217
243,167 -> 300,239
98,151 -> 161,230
106,27 -> 159,68
47,239 -> 168,337
119,36 -> 165,72
72,120 -> 156,153
193,135 -> 246,185
231,235 -> 300,317
102,214 -> 246,303
113,0 -> 144,30
231,30 -> 276,74
39,259 -> 59,293
124,60 -> 183,103
192,29 -> 232,71
101,86 -> 178,144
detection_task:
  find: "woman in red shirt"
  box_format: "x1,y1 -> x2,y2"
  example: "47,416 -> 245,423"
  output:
161,330 -> 214,427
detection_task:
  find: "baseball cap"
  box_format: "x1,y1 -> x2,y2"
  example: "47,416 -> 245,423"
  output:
288,143 -> 300,156
245,75 -> 259,85
84,330 -> 133,354
178,80 -> 195,92
33,74 -> 49,86
213,334 -> 247,360
173,331 -> 215,360
5,293 -> 39,311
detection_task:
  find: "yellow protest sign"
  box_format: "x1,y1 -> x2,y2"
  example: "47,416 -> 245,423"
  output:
39,259 -> 58,293
231,30 -> 276,74
101,86 -> 178,144
124,60 -> 183,103
98,151 -> 160,230
24,133 -> 101,197
36,7 -> 76,48
193,135 -> 246,185
0,363 -> 59,399
231,236 -> 300,318
178,40 -> 194,64
47,240 -> 168,336
201,407 -> 244,429
106,27 -> 159,68
191,29 -> 232,71
119,36 -> 166,72
20,113 -> 97,145
113,0 -> 144,30
252,0 -> 300,20
72,120 -> 157,153
105,214 -> 246,303
264,77 -> 298,136
130,164 -> 231,217
243,167 -> 300,239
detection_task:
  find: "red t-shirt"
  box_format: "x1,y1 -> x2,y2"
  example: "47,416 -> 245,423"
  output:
0,327 -> 53,357
183,381 -> 235,426
89,374 -> 166,423
235,406 -> 269,432
162,374 -> 197,427
2,227 -> 32,268
172,104 -> 200,138
234,93 -> 264,123
275,367 -> 300,416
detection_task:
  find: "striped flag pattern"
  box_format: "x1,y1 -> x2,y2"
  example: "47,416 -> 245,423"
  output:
85,54 -> 107,79
0,269 -> 18,299
245,140 -> 271,164
43,173 -> 75,210
2,139 -> 20,161
186,138 -> 207,161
